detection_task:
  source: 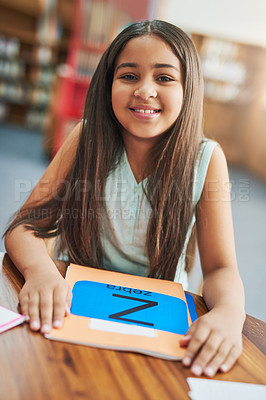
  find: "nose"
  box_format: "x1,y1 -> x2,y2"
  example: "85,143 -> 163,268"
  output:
134,81 -> 157,100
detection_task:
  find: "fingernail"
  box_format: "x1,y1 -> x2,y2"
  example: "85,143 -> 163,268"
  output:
25,315 -> 30,322
30,321 -> 40,330
183,356 -> 191,366
204,366 -> 214,377
220,364 -> 228,372
53,320 -> 63,328
192,365 -> 202,376
181,335 -> 191,341
41,324 -> 51,333
65,305 -> 70,314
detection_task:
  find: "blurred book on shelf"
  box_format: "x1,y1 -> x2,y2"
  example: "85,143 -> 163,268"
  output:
0,0 -> 60,130
199,38 -> 251,105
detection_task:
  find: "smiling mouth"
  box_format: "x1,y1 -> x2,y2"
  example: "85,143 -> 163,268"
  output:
129,108 -> 161,114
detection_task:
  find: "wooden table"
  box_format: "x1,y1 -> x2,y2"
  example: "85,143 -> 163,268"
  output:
0,253 -> 265,400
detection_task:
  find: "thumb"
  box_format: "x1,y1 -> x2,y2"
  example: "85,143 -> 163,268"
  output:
179,334 -> 192,346
179,323 -> 196,346
65,288 -> 72,316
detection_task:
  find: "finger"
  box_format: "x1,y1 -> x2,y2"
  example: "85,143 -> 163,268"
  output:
180,321 -> 197,350
65,287 -> 72,314
39,290 -> 53,334
190,332 -> 223,376
182,321 -> 198,338
65,304 -> 71,316
18,291 -> 30,321
220,344 -> 242,373
203,340 -> 232,377
180,335 -> 191,346
182,324 -> 210,368
52,288 -> 68,328
28,292 -> 41,331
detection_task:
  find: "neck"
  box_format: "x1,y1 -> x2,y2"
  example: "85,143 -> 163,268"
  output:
122,133 -> 157,183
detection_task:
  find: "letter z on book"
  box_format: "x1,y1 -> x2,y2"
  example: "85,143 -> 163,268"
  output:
45,263 -> 197,360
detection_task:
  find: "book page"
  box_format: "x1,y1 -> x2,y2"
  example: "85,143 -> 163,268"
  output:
0,306 -> 25,333
187,378 -> 266,400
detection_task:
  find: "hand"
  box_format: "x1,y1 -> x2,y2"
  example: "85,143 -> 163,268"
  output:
180,307 -> 244,377
19,269 -> 72,335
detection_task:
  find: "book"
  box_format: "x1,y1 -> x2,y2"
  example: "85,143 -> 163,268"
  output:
45,263 -> 197,360
0,305 -> 25,333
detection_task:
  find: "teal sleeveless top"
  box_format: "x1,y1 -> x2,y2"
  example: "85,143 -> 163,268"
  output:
101,139 -> 218,289
58,139 -> 217,289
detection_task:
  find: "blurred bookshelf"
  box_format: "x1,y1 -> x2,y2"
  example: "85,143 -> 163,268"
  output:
0,0 -> 72,130
45,0 -> 152,157
0,0 -> 152,156
0,35 -> 57,128
192,33 -> 266,181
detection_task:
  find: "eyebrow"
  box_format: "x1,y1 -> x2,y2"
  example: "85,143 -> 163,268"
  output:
115,62 -> 180,73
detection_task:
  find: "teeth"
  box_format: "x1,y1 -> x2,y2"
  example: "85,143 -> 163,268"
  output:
134,109 -> 157,114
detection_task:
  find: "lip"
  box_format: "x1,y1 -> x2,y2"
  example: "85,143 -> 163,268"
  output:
129,105 -> 161,120
130,105 -> 160,111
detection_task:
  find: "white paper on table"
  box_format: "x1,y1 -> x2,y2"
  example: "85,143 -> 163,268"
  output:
0,305 -> 25,333
187,378 -> 266,400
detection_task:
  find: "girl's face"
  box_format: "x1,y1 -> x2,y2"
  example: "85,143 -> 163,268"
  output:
112,34 -> 184,143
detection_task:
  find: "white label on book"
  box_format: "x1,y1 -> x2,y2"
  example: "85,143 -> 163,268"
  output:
89,318 -> 157,337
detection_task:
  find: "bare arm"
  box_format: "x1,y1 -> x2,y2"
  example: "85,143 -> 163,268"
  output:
5,122 -> 82,333
180,145 -> 245,377
197,146 -> 245,316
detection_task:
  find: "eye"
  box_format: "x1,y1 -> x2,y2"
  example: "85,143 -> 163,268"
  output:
157,75 -> 174,82
119,74 -> 137,81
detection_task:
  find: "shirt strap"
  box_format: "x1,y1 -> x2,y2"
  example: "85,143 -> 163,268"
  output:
193,139 -> 218,207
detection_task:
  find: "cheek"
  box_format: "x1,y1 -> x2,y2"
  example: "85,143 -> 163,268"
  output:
111,85 -> 117,106
112,85 -> 126,111
174,88 -> 184,116
111,86 -> 121,116
165,89 -> 183,121
111,86 -> 129,126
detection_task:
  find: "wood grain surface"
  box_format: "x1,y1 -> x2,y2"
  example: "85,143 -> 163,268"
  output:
0,254 -> 265,400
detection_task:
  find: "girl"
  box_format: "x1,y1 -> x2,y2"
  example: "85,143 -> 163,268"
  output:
4,20 -> 245,378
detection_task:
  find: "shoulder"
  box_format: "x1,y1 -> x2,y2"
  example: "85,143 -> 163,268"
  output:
193,139 -> 221,205
196,139 -> 228,179
193,140 -> 229,207
53,121 -> 82,174
201,143 -> 230,202
57,122 -> 82,161
205,143 -> 228,181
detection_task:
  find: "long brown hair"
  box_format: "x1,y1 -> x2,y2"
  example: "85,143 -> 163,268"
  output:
5,20 -> 204,280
